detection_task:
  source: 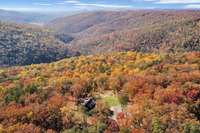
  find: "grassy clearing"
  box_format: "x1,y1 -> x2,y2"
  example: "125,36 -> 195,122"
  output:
102,95 -> 121,107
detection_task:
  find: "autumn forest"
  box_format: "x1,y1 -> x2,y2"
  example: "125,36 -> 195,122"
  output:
0,10 -> 200,133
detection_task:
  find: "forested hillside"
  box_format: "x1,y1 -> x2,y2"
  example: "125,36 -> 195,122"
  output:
48,10 -> 200,54
0,51 -> 199,132
0,22 -> 78,67
1,10 -> 200,67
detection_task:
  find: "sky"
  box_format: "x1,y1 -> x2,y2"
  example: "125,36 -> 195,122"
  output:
1,0 -> 200,12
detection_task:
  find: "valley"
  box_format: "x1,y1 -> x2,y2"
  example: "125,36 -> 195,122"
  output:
48,10 -> 200,54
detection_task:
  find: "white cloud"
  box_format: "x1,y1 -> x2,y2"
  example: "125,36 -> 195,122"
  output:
56,2 -> 66,5
0,7 -> 40,11
58,0 -> 133,9
154,0 -> 200,4
0,7 -> 57,12
33,3 -> 52,6
65,0 -> 80,4
56,0 -> 80,5
75,3 -> 133,8
184,4 -> 200,8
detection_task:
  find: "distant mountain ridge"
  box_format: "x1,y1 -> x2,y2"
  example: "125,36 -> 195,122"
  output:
47,10 -> 200,54
0,9 -> 60,25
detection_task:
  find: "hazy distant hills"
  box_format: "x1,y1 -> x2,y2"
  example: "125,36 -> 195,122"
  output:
0,9 -> 62,25
47,10 -> 200,54
0,21 -> 78,66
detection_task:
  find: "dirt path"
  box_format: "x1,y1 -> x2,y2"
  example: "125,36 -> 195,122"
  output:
100,91 -> 122,120
110,105 -> 122,120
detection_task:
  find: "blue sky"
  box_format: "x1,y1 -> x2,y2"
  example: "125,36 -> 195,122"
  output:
1,0 -> 200,12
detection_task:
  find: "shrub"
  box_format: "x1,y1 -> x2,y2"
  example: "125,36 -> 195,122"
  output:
4,86 -> 24,104
60,80 -> 73,95
24,84 -> 39,94
0,86 -> 4,94
188,103 -> 200,120
152,117 -> 165,133
33,108 -> 63,132
184,123 -> 200,133
96,121 -> 107,133
120,128 -> 131,133
62,128 -> 76,133
119,93 -> 129,106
